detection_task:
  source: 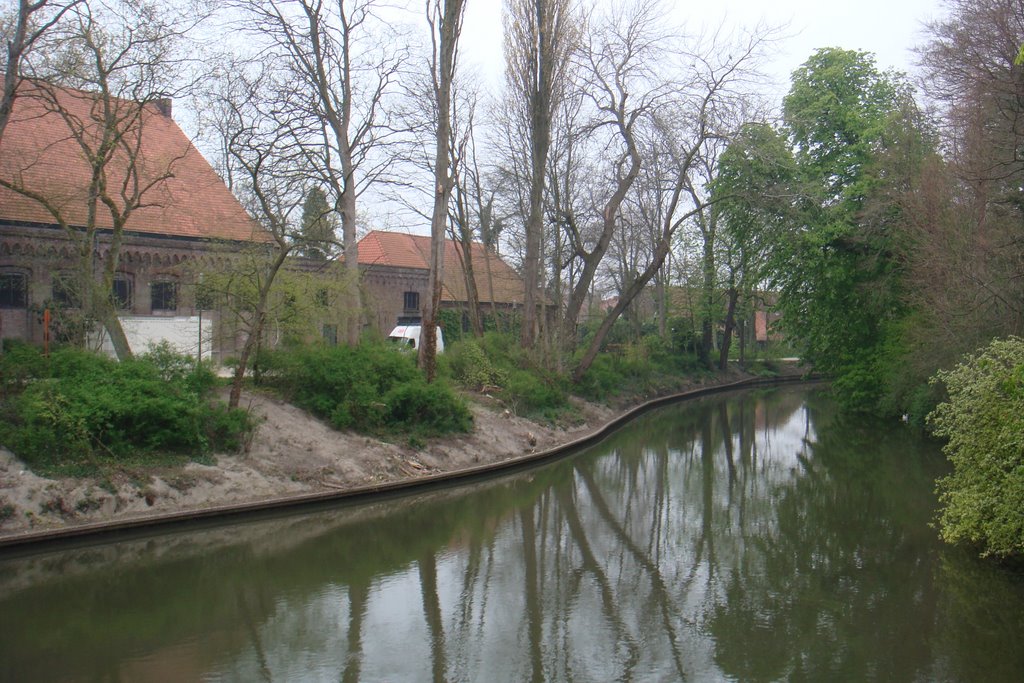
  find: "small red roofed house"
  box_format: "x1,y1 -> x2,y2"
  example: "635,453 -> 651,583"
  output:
0,79 -> 266,360
357,230 -> 527,335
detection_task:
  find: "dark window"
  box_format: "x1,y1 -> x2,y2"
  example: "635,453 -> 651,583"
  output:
51,273 -> 80,307
151,281 -> 177,311
112,274 -> 132,310
403,291 -> 419,311
0,272 -> 27,308
322,324 -> 338,346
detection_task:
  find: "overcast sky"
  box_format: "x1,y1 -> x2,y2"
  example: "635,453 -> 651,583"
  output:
460,0 -> 948,99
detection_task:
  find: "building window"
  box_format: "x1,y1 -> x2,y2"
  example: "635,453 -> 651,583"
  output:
314,288 -> 330,308
112,273 -> 133,310
151,281 -> 177,311
0,271 -> 28,308
403,291 -> 419,311
51,273 -> 80,308
322,324 -> 338,346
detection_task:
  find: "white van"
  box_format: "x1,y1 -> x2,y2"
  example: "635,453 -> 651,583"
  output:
388,324 -> 445,353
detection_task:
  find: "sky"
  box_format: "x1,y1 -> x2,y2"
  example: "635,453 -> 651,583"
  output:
460,0 -> 948,99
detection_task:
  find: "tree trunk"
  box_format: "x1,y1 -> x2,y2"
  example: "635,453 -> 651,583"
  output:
572,235 -> 670,382
718,286 -> 738,370
420,0 -> 465,382
229,250 -> 288,409
229,310 -> 264,409
699,220 -> 716,369
341,172 -> 362,346
102,310 -> 133,360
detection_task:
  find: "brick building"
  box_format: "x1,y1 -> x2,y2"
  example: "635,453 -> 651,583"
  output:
0,80 -> 266,360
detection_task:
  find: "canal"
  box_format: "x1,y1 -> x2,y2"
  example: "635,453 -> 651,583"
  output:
2,385 -> 1023,682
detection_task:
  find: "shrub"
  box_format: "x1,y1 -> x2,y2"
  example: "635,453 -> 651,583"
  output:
260,342 -> 471,436
446,339 -> 507,390
928,337 -> 1024,560
446,333 -> 569,418
503,368 -> 566,418
385,382 -> 472,435
0,339 -> 49,399
0,346 -> 251,475
575,354 -> 627,401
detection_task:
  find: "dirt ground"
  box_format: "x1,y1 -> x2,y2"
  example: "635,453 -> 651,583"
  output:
0,389 -> 620,540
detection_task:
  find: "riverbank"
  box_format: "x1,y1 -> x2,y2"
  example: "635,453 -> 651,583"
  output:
0,366 -> 801,545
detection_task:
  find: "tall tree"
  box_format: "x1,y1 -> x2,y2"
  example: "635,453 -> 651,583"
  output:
419,0 -> 466,381
503,0 -> 575,349
207,62 -> 304,409
568,15 -> 771,380
713,122 -> 796,368
774,47 -> 922,410
557,0 -> 661,357
231,0 -> 409,346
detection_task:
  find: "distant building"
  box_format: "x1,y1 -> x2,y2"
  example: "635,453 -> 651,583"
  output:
358,230 -> 527,334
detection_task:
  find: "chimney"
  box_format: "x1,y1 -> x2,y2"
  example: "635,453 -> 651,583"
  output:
154,97 -> 172,118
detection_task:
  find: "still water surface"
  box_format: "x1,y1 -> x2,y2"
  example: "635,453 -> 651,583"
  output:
2,386 -> 1023,682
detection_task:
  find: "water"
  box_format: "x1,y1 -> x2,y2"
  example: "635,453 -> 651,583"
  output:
1,386 -> 1023,682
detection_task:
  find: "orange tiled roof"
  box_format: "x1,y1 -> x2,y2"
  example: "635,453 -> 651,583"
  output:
358,230 -> 525,305
0,79 -> 264,242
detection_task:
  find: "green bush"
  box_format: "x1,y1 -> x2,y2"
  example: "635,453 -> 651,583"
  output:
0,339 -> 48,399
0,346 -> 251,475
575,336 -> 702,402
446,339 -> 508,389
503,368 -> 566,418
446,333 -> 569,418
575,354 -> 628,401
384,382 -> 472,435
928,337 -> 1024,560
259,342 -> 471,437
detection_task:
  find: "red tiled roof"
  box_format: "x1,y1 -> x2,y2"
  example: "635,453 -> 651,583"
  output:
358,230 -> 525,305
0,79 -> 264,243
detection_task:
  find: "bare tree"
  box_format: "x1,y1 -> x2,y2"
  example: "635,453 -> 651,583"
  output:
565,12 -> 772,380
0,1 -> 79,145
556,1 -> 665,359
0,0 -> 204,359
503,0 -> 576,348
419,0 -> 466,381
204,62 -> 308,408
230,0 -> 409,346
447,84 -> 484,337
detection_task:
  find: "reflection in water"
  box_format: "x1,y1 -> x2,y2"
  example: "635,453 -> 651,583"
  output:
2,386 -> 1024,682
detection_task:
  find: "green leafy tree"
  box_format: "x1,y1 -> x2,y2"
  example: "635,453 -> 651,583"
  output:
774,48 -> 923,411
713,122 -> 797,366
929,337 -> 1024,560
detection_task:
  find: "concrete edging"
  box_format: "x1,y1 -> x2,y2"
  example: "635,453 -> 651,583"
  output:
0,374 -> 818,551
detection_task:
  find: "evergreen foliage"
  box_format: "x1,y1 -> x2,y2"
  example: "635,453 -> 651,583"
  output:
298,186 -> 337,260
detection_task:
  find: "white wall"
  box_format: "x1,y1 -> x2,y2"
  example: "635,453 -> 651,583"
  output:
94,315 -> 213,360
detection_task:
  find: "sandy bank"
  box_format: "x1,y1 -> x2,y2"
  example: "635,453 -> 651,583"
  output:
0,369 -> 805,546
